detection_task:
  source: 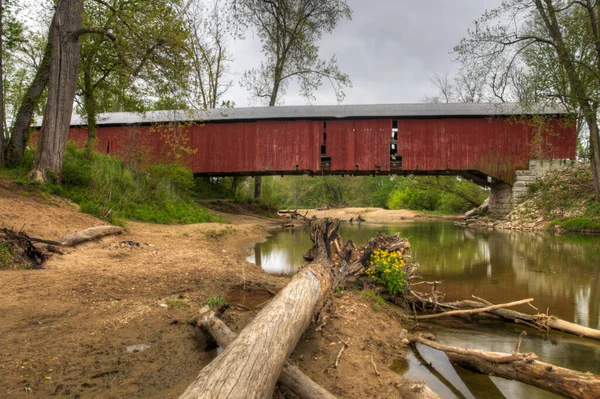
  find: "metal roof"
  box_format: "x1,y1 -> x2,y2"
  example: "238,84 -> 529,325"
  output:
42,103 -> 569,127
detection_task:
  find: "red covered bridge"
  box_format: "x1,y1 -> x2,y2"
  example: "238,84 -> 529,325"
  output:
64,103 -> 576,186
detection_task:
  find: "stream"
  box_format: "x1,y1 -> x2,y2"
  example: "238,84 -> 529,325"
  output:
247,221 -> 600,398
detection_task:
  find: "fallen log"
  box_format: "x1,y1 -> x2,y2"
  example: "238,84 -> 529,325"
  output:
180,220 -> 411,398
59,226 -> 123,246
412,334 -> 600,399
431,297 -> 600,341
194,306 -> 336,399
413,298 -> 534,320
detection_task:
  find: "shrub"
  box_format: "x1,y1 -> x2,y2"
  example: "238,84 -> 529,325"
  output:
365,248 -> 408,295
206,294 -> 228,308
45,142 -> 219,225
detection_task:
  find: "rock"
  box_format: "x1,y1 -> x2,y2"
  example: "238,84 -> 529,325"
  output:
126,344 -> 151,353
401,338 -> 410,345
400,329 -> 408,339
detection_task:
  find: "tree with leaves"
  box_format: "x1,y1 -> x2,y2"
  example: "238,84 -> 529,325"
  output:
24,0 -> 192,181
234,0 -> 352,196
236,0 -> 352,106
184,0 -> 233,109
76,0 -> 191,152
29,0 -> 84,181
456,0 -> 600,201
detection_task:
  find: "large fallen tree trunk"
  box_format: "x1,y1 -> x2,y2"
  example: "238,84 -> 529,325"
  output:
180,220 -> 411,398
412,334 -> 600,399
195,306 -> 336,399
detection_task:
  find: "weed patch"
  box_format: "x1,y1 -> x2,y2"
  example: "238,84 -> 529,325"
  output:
3,143 -> 220,225
206,294 -> 228,309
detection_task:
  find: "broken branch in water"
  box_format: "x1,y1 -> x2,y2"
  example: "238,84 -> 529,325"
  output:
411,333 -> 600,399
413,298 -> 535,320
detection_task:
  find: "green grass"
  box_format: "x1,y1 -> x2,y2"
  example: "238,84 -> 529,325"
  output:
1,143 -> 220,226
521,163 -> 600,233
549,218 -> 600,232
361,289 -> 387,311
206,294 -> 228,309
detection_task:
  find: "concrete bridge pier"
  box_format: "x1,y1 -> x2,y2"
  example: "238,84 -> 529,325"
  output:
488,159 -> 575,219
489,183 -> 513,218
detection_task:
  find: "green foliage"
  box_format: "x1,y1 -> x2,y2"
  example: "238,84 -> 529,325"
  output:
43,142 -> 219,225
195,176 -> 249,200
365,249 -> 407,295
550,218 -> 600,232
387,176 -> 487,214
236,0 -> 352,105
206,294 -> 228,309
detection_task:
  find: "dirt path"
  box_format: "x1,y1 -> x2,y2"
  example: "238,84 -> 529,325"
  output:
0,184 -> 431,398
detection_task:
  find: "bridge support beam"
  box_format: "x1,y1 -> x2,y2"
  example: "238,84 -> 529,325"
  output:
489,183 -> 513,218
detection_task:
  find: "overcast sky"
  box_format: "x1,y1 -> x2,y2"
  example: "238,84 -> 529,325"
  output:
226,0 -> 503,107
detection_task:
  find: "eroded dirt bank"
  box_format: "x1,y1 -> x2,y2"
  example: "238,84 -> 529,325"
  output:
0,185 -> 425,398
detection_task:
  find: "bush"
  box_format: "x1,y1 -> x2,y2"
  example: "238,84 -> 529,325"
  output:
206,294 -> 228,308
365,248 -> 408,295
46,142 -> 219,225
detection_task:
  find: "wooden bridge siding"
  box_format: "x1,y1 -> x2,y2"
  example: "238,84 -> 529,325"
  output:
63,116 -> 575,181
397,117 -> 576,183
523,117 -> 577,160
251,120 -> 322,173
326,119 -> 392,171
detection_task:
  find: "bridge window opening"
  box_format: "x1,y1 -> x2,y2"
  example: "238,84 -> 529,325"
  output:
320,121 -> 331,171
390,120 -> 402,170
321,121 -> 327,155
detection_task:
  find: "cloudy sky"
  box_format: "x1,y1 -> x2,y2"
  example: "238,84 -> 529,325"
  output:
226,0 -> 503,107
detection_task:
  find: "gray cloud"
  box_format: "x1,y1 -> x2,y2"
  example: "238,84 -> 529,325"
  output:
226,0 -> 502,106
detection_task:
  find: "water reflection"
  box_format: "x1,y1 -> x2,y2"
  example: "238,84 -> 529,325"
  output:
248,222 -> 600,398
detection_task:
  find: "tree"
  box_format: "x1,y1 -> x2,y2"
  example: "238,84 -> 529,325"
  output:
1,0 -> 5,166
234,0 -> 352,197
184,0 -> 233,109
76,0 -> 191,152
455,0 -> 600,201
26,0 -> 191,180
2,0 -> 44,166
30,0 -> 84,181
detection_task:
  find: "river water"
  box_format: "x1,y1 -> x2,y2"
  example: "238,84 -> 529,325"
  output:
247,222 -> 600,398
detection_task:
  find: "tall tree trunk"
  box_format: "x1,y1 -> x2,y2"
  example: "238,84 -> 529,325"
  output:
30,0 -> 84,181
585,113 -> 600,200
0,0 -> 5,166
6,38 -> 51,166
83,64 -> 97,156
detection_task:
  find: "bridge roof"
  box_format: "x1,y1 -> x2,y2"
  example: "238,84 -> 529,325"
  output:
60,103 -> 569,127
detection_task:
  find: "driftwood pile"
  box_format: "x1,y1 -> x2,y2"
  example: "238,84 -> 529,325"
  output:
0,225 -> 123,268
397,262 -> 600,398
